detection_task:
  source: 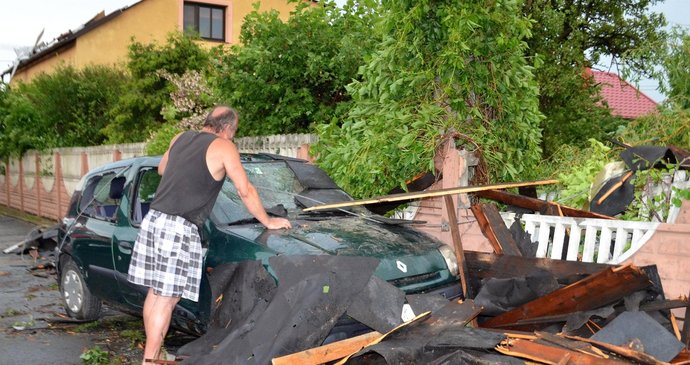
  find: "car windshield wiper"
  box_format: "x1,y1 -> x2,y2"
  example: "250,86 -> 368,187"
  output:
297,209 -> 350,219
226,217 -> 260,226
226,204 -> 288,226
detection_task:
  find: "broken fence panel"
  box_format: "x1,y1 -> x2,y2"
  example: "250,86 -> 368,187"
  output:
501,213 -> 660,264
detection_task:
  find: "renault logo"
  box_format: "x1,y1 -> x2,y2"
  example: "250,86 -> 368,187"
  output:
396,260 -> 407,273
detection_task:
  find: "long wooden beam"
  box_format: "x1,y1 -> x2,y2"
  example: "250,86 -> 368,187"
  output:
474,189 -> 615,219
496,338 -> 632,365
470,203 -> 522,256
271,331 -> 382,365
303,179 -> 559,212
444,195 -> 471,298
480,264 -> 652,330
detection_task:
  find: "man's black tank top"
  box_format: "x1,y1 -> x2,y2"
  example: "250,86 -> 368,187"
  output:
150,131 -> 224,228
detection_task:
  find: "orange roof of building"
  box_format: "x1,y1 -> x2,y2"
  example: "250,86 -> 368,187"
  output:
590,70 -> 658,119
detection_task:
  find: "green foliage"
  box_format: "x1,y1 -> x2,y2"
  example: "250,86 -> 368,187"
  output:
105,32 -> 214,143
80,346 -> 110,365
523,0 -> 666,157
0,65 -> 127,157
146,122 -> 183,156
120,329 -> 146,349
213,0 -> 379,137
661,27 -> 690,110
315,0 -> 543,198
614,105 -> 689,149
619,160 -> 688,221
553,139 -> 614,209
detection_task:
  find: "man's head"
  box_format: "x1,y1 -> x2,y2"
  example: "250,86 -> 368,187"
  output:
204,105 -> 239,140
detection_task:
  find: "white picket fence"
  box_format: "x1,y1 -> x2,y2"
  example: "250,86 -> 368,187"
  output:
500,170 -> 690,265
501,213 -> 659,264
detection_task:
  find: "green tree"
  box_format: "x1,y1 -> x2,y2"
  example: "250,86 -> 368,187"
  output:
315,0 -> 543,198
613,28 -> 690,150
661,28 -> 690,110
523,0 -> 667,156
0,64 -> 127,157
213,0 -> 379,137
104,32 -> 214,143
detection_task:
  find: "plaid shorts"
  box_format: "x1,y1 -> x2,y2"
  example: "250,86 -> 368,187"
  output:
127,209 -> 203,302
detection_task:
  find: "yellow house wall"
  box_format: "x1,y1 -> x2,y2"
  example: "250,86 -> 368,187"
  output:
13,0 -> 306,82
76,0 -> 177,69
11,45 -> 77,83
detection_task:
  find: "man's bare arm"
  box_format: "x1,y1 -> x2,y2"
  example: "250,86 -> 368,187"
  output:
158,133 -> 183,176
218,141 -> 292,230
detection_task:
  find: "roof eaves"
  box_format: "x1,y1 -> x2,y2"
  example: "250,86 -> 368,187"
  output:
4,1 -> 140,78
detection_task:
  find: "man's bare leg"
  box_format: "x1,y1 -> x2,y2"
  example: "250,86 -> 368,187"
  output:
141,288 -> 180,364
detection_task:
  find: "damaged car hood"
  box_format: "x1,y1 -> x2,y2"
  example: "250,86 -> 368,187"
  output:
211,216 -> 450,282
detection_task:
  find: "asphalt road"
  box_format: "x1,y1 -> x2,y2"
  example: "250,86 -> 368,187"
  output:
0,214 -> 145,365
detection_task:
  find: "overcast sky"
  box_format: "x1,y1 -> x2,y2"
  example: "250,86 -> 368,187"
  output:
1,0 -> 688,101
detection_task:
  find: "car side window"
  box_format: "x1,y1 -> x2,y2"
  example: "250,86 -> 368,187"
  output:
131,168 -> 160,225
80,171 -> 125,221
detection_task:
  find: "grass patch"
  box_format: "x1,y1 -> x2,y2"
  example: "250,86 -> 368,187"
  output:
80,346 -> 110,365
74,316 -> 142,333
74,320 -> 104,333
120,329 -> 145,349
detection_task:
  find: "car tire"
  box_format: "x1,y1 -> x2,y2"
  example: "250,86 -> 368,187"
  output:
60,257 -> 102,320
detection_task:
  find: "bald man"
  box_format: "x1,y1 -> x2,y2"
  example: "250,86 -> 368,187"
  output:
128,105 -> 291,364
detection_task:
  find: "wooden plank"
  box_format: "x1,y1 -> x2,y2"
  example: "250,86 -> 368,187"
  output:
474,189 -> 615,219
302,179 -> 559,212
480,264 -> 652,330
496,338 -> 631,365
470,203 -> 522,256
464,250 -> 612,295
271,331 -> 382,365
332,311 -> 431,365
445,196 -> 471,298
671,348 -> 690,364
566,335 -> 669,365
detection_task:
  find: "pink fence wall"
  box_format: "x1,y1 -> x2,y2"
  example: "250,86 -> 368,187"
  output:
0,136 -> 314,222
0,150 -> 126,222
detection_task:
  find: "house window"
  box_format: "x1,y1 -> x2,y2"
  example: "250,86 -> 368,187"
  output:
184,2 -> 225,41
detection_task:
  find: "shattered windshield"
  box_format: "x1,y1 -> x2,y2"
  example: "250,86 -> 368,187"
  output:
212,161 -> 346,225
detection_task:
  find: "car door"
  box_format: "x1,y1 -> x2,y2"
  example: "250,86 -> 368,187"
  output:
68,168 -> 127,303
112,165 -> 160,308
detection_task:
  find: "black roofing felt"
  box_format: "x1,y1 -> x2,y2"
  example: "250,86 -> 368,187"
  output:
285,160 -> 340,190
347,300 -> 509,364
179,255 -> 380,365
473,273 -> 560,316
591,311 -> 684,362
345,276 -> 405,334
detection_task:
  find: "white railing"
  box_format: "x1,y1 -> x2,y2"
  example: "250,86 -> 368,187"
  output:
501,213 -> 660,264
500,170 -> 689,265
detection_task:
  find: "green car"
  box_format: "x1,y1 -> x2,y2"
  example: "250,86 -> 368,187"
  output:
56,154 -> 461,336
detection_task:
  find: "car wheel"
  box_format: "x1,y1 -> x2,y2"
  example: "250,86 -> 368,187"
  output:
60,257 -> 102,320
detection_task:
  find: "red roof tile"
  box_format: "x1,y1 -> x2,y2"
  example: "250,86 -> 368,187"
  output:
590,70 -> 658,119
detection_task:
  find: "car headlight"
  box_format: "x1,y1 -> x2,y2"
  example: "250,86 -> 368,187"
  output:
438,245 -> 459,277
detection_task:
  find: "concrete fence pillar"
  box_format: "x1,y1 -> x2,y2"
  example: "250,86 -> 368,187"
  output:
4,160 -> 9,208
81,152 -> 89,177
35,154 -> 42,217
18,158 -> 24,212
55,151 -> 64,220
